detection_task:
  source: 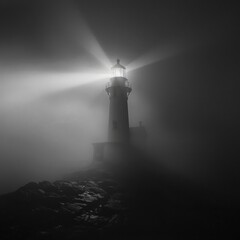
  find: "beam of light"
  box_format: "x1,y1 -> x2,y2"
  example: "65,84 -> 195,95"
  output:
79,23 -> 112,69
0,69 -> 110,108
0,0 -> 113,109
0,1 -> 113,191
127,44 -> 184,72
59,1 -> 112,69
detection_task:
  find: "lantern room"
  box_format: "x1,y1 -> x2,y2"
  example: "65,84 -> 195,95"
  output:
111,59 -> 127,79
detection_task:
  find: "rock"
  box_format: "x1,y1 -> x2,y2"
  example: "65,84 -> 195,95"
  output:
54,180 -> 71,189
88,215 -> 109,226
85,186 -> 107,196
53,181 -> 87,197
94,193 -> 105,199
19,182 -> 39,191
77,192 -> 98,203
39,181 -> 57,192
65,203 -> 83,213
69,181 -> 78,185
71,185 -> 85,194
38,189 -> 45,194
42,194 -> 65,209
57,182 -> 78,196
0,172 -> 130,240
48,192 -> 60,198
87,181 -> 98,187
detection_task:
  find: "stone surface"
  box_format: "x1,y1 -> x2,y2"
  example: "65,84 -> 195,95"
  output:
0,167 -> 239,239
0,170 -> 129,240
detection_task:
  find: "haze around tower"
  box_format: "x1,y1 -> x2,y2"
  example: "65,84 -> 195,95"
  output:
0,0 -> 239,204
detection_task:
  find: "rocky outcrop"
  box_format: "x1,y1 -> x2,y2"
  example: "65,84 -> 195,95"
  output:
1,166 -> 239,239
0,171 -> 129,240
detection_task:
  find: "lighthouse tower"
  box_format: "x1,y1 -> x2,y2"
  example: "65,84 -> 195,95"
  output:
93,59 -> 146,162
106,59 -> 132,143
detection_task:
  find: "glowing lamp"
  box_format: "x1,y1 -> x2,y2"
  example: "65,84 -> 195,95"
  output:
111,59 -> 126,78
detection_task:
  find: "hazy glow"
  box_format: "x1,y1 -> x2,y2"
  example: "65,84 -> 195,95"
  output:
0,0 -> 189,194
81,28 -> 112,69
0,70 -> 110,107
59,1 -> 112,69
127,44 -> 183,72
0,0 -> 113,193
0,66 -> 109,192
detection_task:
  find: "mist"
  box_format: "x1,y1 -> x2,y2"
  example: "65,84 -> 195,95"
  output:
0,0 -> 239,204
0,0 -> 110,193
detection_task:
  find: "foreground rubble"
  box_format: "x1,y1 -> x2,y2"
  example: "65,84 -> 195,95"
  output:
0,171 -> 130,240
1,166 -> 239,239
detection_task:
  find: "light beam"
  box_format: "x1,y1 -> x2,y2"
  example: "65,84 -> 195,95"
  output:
58,1 -> 112,69
127,44 -> 184,72
0,69 -> 110,108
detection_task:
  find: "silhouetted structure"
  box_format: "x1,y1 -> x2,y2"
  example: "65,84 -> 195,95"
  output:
93,60 -> 146,162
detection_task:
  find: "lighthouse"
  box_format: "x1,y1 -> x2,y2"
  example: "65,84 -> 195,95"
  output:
106,59 -> 131,143
93,59 -> 146,162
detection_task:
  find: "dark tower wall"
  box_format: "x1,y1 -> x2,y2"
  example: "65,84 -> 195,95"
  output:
106,77 -> 131,143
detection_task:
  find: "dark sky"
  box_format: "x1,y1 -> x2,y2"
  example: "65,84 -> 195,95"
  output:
0,0 -> 239,199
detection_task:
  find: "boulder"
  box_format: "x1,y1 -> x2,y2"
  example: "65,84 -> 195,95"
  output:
39,181 -> 57,192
